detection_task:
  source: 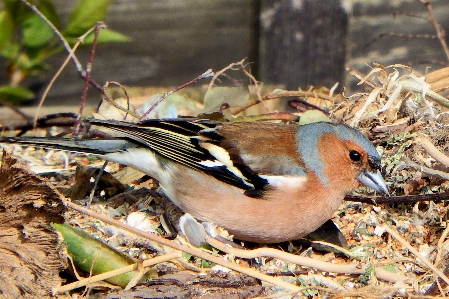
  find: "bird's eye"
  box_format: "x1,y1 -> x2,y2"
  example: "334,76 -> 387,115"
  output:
349,150 -> 362,162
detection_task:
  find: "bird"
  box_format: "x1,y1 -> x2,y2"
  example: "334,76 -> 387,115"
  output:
0,118 -> 389,243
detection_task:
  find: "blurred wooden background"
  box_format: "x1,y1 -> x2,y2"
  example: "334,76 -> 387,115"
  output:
1,0 -> 448,108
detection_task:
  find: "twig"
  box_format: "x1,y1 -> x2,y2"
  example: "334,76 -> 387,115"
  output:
362,32 -> 437,53
63,199 -> 302,292
75,22 -> 104,134
288,98 -> 330,115
344,193 -> 449,204
103,81 -> 132,120
208,58 -> 246,89
415,136 -> 449,167
139,70 -> 214,121
20,0 -> 122,118
231,91 -> 335,115
435,223 -> 449,266
87,160 -> 108,207
34,41 -> 84,126
421,0 -> 449,61
54,251 -> 181,294
403,156 -> 449,180
0,100 -> 30,122
242,64 -> 269,113
383,223 -> 449,286
205,237 -> 409,284
20,0 -> 84,74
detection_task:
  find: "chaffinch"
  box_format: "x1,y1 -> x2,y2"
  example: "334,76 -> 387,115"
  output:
1,119 -> 389,243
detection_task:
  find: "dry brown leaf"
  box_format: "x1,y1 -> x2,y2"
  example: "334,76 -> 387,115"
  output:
0,150 -> 67,299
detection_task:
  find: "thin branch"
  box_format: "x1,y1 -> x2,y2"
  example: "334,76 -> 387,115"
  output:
415,136 -> 449,167
20,0 -> 84,74
87,160 -> 108,207
0,100 -> 30,122
421,0 -> 449,61
362,32 -> 437,53
54,252 -> 181,294
139,70 -> 214,121
20,0 -> 119,118
103,81 -> 132,120
206,237 -> 409,284
403,156 -> 449,180
75,22 -> 104,134
34,41 -> 83,126
384,224 -> 449,285
63,199 -> 302,293
1,113 -> 77,136
345,193 -> 449,204
231,91 -> 334,115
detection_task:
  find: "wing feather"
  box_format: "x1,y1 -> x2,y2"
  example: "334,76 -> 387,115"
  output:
89,119 -> 263,190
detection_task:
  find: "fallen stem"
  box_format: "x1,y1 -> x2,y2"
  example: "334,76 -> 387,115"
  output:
206,237 -> 409,284
403,156 -> 449,180
63,199 -> 302,292
231,91 -> 334,115
54,251 -> 181,294
383,223 -> 449,286
415,136 -> 449,167
345,193 -> 449,204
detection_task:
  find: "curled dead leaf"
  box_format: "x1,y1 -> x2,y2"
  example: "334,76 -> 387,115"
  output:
0,150 -> 66,298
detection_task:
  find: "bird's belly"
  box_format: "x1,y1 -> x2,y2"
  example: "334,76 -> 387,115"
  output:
163,167 -> 345,243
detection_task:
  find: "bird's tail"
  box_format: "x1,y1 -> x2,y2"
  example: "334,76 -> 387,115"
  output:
0,136 -> 136,155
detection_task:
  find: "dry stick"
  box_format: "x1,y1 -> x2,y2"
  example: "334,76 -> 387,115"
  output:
403,157 -> 449,180
415,136 -> 449,167
33,41 -> 83,126
0,100 -> 30,122
55,251 -> 181,294
62,200 -> 302,293
139,70 -> 214,121
242,64 -> 269,113
435,224 -> 449,267
74,22 -> 103,134
206,238 -> 408,284
208,58 -> 246,89
383,224 -> 449,286
20,0 -> 84,74
20,0 -> 135,119
65,200 -> 408,285
345,193 -> 449,205
422,0 -> 449,61
87,160 -> 108,208
231,91 -> 334,115
104,81 -> 132,121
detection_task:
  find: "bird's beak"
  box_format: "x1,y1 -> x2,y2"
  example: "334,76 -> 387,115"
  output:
357,169 -> 389,195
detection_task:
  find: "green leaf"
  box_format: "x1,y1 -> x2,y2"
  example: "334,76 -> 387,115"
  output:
4,0 -> 27,24
21,0 -> 59,47
0,11 -> 14,51
201,259 -> 212,268
0,85 -> 34,104
83,29 -> 131,44
63,0 -> 112,37
383,264 -> 397,273
51,223 -> 151,288
358,263 -> 375,285
1,42 -> 20,60
22,14 -> 53,47
66,28 -> 130,45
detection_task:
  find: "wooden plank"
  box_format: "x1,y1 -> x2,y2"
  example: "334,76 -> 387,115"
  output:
259,0 -> 348,90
